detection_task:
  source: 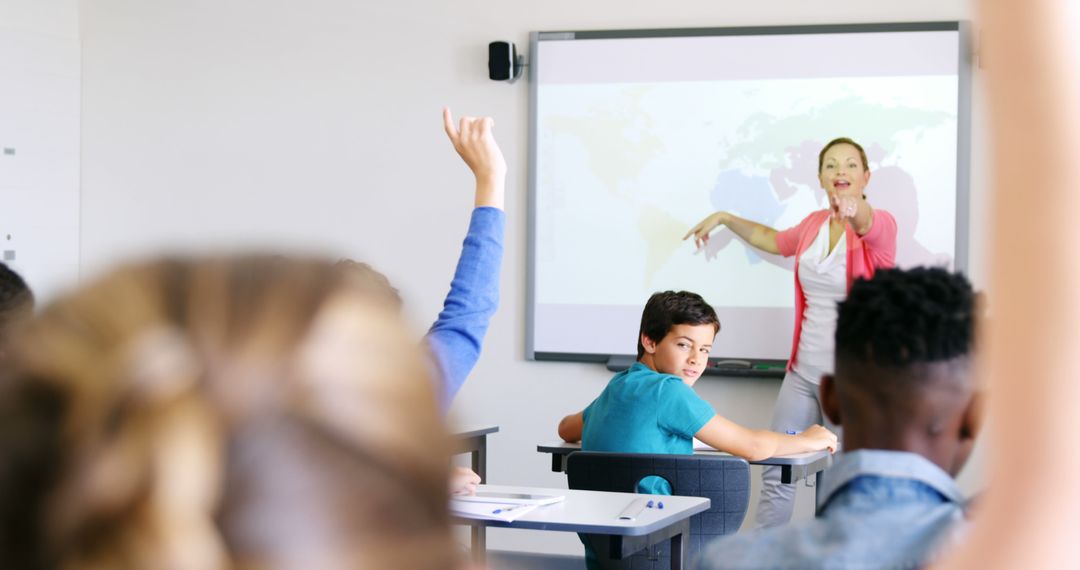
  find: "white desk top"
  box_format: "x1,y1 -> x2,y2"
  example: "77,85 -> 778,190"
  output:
536,440 -> 831,467
452,425 -> 500,439
457,484 -> 709,535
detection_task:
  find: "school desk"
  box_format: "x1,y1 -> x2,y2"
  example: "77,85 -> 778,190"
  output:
455,483 -> 709,570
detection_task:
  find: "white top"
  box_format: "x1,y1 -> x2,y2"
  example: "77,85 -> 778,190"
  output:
456,484 -> 709,534
793,220 -> 847,384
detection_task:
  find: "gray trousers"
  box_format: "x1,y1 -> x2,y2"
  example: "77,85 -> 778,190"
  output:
753,368 -> 841,528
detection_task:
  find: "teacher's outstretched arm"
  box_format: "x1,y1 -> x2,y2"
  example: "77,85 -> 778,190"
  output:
684,211 -> 779,254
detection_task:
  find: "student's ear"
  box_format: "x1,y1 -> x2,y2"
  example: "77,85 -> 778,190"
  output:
820,375 -> 843,426
862,168 -> 872,187
640,333 -> 658,355
960,390 -> 984,442
948,390 -> 984,476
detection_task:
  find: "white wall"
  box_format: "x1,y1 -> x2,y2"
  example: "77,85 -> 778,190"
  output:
78,0 -> 984,556
0,0 -> 81,301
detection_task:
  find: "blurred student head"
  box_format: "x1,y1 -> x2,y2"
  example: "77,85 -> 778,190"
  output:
821,267 -> 980,476
0,255 -> 459,570
0,262 -> 34,356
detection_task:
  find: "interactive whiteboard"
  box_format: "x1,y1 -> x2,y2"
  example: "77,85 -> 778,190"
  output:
527,22 -> 972,366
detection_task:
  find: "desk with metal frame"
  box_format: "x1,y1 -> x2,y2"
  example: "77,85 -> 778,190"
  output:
537,441 -> 831,484
452,425 -> 500,562
455,484 -> 710,570
454,424 -> 499,480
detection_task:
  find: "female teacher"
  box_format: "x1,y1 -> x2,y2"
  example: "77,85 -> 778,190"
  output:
684,138 -> 897,528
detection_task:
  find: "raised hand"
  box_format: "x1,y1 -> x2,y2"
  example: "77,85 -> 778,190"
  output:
683,212 -> 729,249
443,106 -> 507,183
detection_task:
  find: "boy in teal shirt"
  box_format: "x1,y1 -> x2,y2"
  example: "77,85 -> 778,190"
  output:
559,291 -> 836,470
558,291 -> 837,565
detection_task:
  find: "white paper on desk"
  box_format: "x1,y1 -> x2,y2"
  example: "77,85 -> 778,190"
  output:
460,490 -> 565,506
450,499 -> 538,522
693,438 -> 719,451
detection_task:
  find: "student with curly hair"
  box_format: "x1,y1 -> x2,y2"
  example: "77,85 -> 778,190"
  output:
699,267 -> 980,569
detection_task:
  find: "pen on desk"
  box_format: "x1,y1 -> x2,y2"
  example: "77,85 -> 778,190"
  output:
492,505 -> 526,515
618,497 -> 650,520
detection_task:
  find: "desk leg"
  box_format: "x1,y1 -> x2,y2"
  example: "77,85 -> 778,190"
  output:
671,525 -> 688,570
814,469 -> 823,516
470,442 -> 487,564
470,526 -> 486,564
471,444 -> 486,481
587,519 -> 690,570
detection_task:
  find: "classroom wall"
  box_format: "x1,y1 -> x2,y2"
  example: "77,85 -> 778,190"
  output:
0,1 -> 81,301
78,0 -> 985,556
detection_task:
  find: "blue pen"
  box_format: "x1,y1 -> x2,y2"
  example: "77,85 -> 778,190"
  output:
492,505 -> 524,515
658,501 -> 664,509
646,500 -> 655,508
786,430 -> 801,435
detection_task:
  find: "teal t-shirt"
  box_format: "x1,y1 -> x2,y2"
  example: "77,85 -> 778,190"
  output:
581,362 -> 716,494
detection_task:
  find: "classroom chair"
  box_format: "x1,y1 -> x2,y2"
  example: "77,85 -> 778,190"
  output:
566,452 -> 750,570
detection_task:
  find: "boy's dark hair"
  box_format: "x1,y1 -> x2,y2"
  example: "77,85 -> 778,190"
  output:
0,262 -> 34,343
836,267 -> 974,368
637,291 -> 720,359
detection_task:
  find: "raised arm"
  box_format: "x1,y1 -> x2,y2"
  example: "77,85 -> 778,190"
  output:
694,415 -> 836,462
684,211 -> 780,255
933,1 -> 1080,568
426,108 -> 508,406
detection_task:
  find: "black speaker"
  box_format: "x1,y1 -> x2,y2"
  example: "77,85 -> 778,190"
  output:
488,41 -> 516,81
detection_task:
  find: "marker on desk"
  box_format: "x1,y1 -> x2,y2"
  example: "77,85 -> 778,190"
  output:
618,497 -> 650,520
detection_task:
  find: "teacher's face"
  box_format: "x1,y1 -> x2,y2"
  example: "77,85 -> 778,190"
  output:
819,143 -> 870,201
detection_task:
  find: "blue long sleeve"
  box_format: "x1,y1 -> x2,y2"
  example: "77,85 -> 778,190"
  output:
426,207 -> 505,407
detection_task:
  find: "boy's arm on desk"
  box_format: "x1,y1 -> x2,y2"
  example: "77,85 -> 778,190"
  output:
693,416 -> 837,461
692,415 -> 800,462
692,442 -> 830,463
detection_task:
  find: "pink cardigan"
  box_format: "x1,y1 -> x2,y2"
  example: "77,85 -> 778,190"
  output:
774,209 -> 897,371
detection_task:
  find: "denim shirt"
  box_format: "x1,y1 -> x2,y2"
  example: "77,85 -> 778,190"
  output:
426,207 -> 505,407
697,450 -> 968,570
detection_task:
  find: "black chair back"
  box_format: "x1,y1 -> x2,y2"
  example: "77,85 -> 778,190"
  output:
566,451 -> 750,569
